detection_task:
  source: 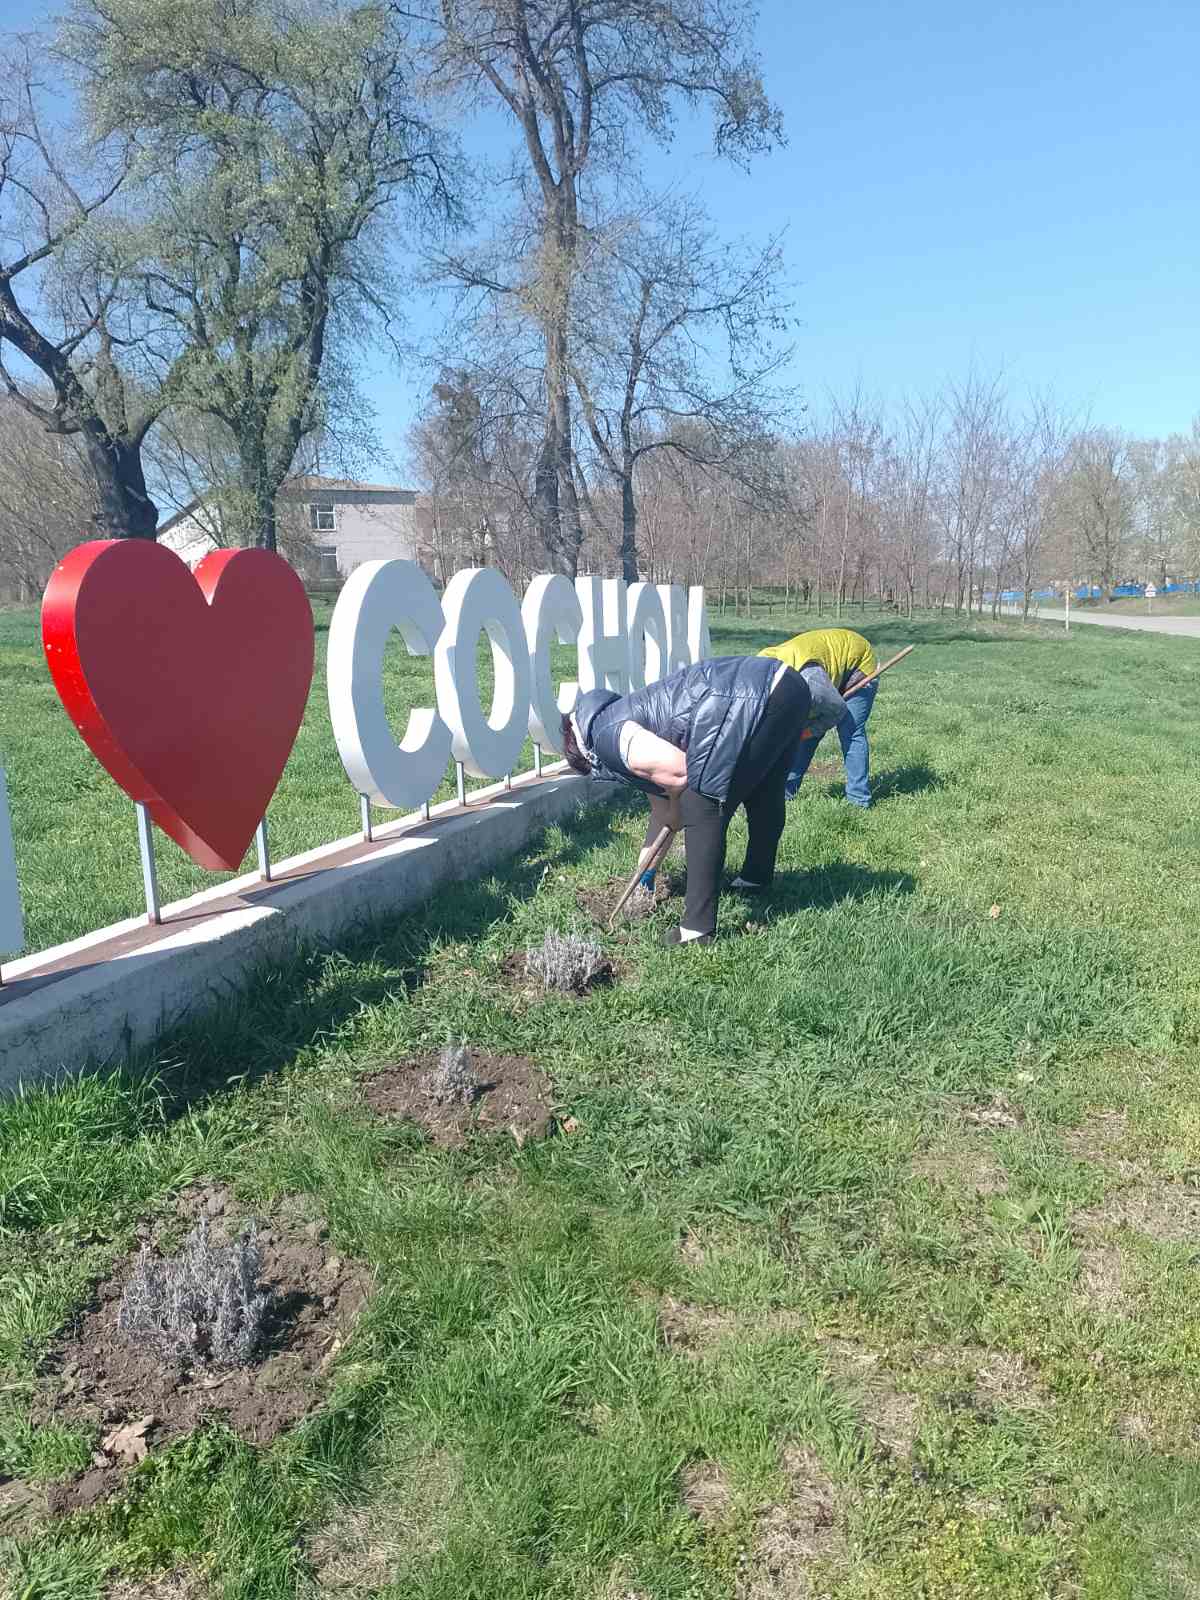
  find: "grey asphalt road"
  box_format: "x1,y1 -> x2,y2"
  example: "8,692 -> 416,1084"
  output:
1001,605 -> 1200,638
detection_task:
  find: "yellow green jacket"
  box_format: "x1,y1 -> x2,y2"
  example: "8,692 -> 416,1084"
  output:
759,628 -> 877,690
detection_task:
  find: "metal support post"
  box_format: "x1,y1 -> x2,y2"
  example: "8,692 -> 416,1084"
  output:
533,742 -> 543,778
455,761 -> 466,806
360,794 -> 373,843
255,818 -> 272,882
135,802 -> 162,925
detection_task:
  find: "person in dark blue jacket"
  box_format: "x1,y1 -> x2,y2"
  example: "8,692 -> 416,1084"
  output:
561,656 -> 811,944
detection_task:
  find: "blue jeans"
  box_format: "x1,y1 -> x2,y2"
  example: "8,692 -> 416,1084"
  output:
785,681 -> 877,805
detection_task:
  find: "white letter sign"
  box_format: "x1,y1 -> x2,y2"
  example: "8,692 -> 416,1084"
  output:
657,584 -> 691,675
688,585 -> 712,662
327,559 -> 451,809
626,582 -> 669,691
436,567 -> 532,778
522,574 -> 582,753
575,577 -> 629,693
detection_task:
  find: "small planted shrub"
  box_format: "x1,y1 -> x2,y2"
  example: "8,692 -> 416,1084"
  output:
423,1039 -> 480,1107
525,927 -> 609,994
117,1218 -> 270,1369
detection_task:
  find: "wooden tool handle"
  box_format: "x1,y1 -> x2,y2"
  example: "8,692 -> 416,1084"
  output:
609,824 -> 675,928
843,644 -> 914,699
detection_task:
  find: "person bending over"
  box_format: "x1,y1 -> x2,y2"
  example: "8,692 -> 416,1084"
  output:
561,657 -> 811,945
759,626 -> 878,806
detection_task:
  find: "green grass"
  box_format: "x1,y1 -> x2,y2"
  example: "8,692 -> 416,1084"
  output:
3,609 -> 1200,1597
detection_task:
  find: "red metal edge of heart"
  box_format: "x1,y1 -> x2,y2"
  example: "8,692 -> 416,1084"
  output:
42,539 -> 314,873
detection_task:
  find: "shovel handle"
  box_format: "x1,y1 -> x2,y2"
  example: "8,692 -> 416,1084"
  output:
609,824 -> 676,928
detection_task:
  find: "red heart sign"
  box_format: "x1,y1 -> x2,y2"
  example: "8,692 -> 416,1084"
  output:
42,540 -> 314,872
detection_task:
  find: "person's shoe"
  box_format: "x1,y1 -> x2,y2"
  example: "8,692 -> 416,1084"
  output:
730,876 -> 769,892
660,926 -> 714,947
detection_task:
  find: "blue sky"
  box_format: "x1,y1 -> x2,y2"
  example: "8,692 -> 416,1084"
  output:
364,0 -> 1200,463
12,0 -> 1200,466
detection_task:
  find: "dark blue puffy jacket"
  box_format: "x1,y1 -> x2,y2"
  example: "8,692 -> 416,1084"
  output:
574,656 -> 790,805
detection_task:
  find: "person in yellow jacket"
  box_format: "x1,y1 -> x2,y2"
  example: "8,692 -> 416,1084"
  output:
759,627 -> 878,806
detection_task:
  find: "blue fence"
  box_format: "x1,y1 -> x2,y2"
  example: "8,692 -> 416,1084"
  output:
985,581 -> 1200,605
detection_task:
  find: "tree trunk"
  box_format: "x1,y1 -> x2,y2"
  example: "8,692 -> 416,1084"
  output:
81,428 -> 158,539
618,453 -> 638,583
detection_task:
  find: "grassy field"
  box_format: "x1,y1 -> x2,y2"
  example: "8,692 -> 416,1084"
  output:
3,609 -> 1200,1598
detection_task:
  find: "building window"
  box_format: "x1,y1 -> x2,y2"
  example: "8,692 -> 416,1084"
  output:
315,545 -> 339,581
309,501 -> 336,532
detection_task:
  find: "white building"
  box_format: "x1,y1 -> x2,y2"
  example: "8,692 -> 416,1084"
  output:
158,475 -> 423,580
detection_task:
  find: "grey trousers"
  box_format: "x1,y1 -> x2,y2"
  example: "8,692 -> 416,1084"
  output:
680,668 -> 810,935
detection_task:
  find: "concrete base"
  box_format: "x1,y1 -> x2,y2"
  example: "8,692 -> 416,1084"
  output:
0,764 -> 596,1095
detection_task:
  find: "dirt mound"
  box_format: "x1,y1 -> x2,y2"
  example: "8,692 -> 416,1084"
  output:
574,871 -> 681,927
362,1053 -> 557,1150
36,1187 -> 368,1515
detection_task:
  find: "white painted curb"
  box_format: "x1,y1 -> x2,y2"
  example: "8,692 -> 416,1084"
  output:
0,767 -> 601,1095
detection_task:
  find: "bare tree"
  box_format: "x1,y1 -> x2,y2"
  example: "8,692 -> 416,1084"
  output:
1064,428 -> 1133,600
0,394 -> 95,594
416,0 -> 783,576
570,192 -> 793,581
61,0 -> 459,550
0,40 -> 162,536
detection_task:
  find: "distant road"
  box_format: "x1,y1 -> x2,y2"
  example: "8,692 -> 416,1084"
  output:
1001,605 -> 1200,639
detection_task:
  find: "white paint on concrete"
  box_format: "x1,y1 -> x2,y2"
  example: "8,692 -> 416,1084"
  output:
0,764 -> 595,1095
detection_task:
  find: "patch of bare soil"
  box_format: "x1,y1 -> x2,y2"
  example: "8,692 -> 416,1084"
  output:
575,871 -> 682,927
1077,1243 -> 1127,1311
963,1093 -> 1026,1132
820,1337 -> 921,1457
498,949 -> 618,1000
307,1451 -> 460,1592
656,1296 -> 804,1359
737,1446 -> 845,1599
36,1185 -> 369,1516
680,1459 -> 734,1529
972,1351 -> 1051,1412
1061,1110 -> 1134,1169
678,1229 -> 707,1267
921,1345 -> 1051,1414
0,1475 -> 47,1535
910,1146 -> 1008,1198
1075,1180 -> 1200,1246
362,1053 -> 556,1150
105,1575 -> 208,1599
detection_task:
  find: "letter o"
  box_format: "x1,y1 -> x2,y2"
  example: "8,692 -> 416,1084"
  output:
522,574 -> 582,751
435,567 -> 532,777
326,559 -> 451,809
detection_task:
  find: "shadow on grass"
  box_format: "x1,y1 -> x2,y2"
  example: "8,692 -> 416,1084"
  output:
134,794 -> 642,1113
866,763 -> 948,803
766,863 -> 916,914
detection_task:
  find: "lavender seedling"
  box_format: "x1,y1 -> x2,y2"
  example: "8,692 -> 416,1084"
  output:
423,1039 -> 479,1107
117,1218 -> 270,1369
524,927 -> 608,993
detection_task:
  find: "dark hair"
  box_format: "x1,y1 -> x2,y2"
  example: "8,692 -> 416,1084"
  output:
561,712 -> 591,776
